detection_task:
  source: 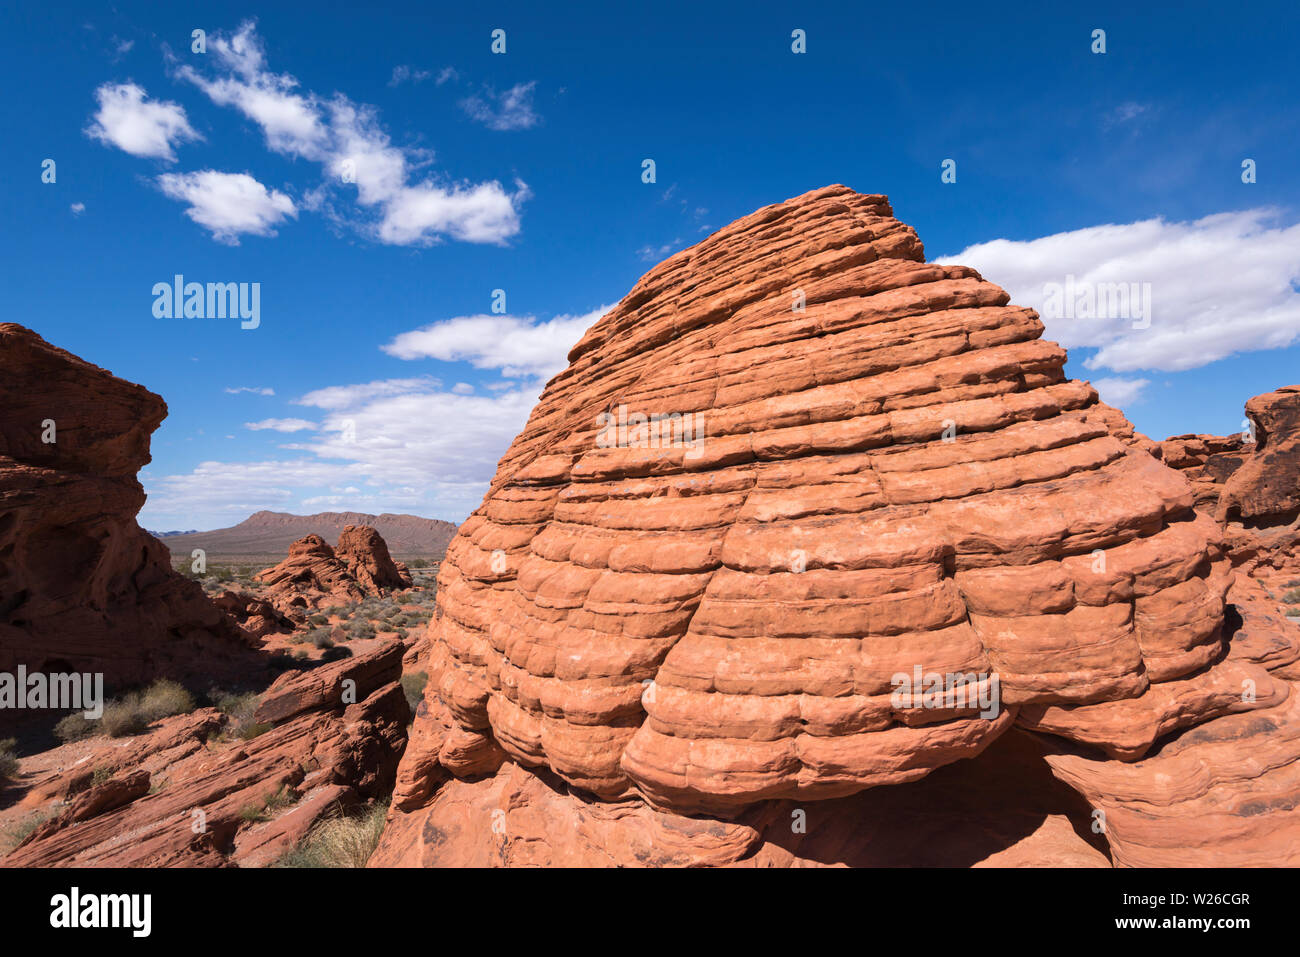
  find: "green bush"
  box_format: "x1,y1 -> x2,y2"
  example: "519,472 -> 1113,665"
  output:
306,627 -> 335,649
53,679 -> 196,741
0,738 -> 19,782
401,672 -> 428,713
1282,588 -> 1300,605
346,619 -> 376,640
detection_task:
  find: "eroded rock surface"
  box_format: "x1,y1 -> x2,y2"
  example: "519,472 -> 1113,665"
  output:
376,186 -> 1296,866
256,525 -> 410,613
2,640 -> 407,868
0,323 -> 259,720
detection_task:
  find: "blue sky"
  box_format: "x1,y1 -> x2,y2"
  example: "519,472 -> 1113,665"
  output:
4,1 -> 1298,529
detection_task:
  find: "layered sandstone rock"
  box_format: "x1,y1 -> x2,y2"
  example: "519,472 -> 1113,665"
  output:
1155,386 -> 1300,575
256,527 -> 411,613
377,186 -> 1289,866
0,323 -> 259,720
2,640 -> 408,868
337,524 -> 413,591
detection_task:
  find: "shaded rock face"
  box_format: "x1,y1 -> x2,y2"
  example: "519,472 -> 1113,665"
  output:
2,640 -> 408,868
337,524 -> 413,592
256,525 -> 410,612
376,186 -> 1300,866
1156,386 -> 1300,576
0,324 -> 258,718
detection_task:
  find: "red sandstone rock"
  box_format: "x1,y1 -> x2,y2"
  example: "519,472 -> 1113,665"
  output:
371,729 -> 1108,868
337,524 -> 412,591
1040,688 -> 1300,867
256,526 -> 411,613
0,324 -> 260,725
1,640 -> 408,867
213,590 -> 298,638
376,186 -> 1269,865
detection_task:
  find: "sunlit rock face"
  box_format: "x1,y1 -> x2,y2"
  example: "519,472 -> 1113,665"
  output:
389,185 -> 1246,812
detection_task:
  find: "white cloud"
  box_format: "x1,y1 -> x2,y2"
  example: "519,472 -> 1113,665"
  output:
452,382 -> 475,394
176,21 -> 527,246
382,306 -> 613,379
245,418 -> 318,432
939,209 -> 1300,373
460,81 -> 539,131
141,380 -> 543,529
435,66 -> 459,86
1090,376 -> 1151,407
70,202 -> 86,215
388,65 -> 431,87
156,170 -> 297,244
225,386 -> 275,396
295,376 -> 442,410
85,82 -> 201,161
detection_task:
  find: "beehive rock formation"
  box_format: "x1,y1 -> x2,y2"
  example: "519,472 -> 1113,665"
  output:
375,186 -> 1300,867
256,525 -> 410,613
0,323 -> 259,718
337,524 -> 414,592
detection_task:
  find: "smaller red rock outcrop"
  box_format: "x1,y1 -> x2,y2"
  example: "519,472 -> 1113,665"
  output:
336,524 -> 413,592
1156,386 -> 1300,576
2,640 -> 408,868
256,525 -> 411,613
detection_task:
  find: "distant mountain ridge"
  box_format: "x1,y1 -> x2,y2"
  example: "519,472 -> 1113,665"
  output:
160,510 -> 457,557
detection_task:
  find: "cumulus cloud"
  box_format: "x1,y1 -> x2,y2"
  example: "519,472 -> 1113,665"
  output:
939,208 -> 1300,373
85,82 -> 201,160
245,418 -> 318,432
382,306 -> 613,380
141,380 -> 543,529
156,170 -> 297,244
175,21 -> 527,245
460,81 -> 539,131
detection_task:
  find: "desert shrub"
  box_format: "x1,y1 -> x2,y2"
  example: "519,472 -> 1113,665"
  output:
274,802 -> 388,868
401,672 -> 428,713
240,785 -> 295,823
209,689 -> 260,725
0,738 -> 19,782
1283,588 -> 1300,605
0,810 -> 55,853
54,679 -> 195,741
53,712 -> 95,743
346,619 -> 376,640
306,627 -> 335,649
238,722 -> 272,740
320,646 -> 353,663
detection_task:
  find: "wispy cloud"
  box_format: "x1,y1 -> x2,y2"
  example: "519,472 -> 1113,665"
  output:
85,82 -> 201,161
388,64 -> 431,87
174,21 -> 528,245
460,81 -> 539,131
225,386 -> 275,396
245,418 -> 318,432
